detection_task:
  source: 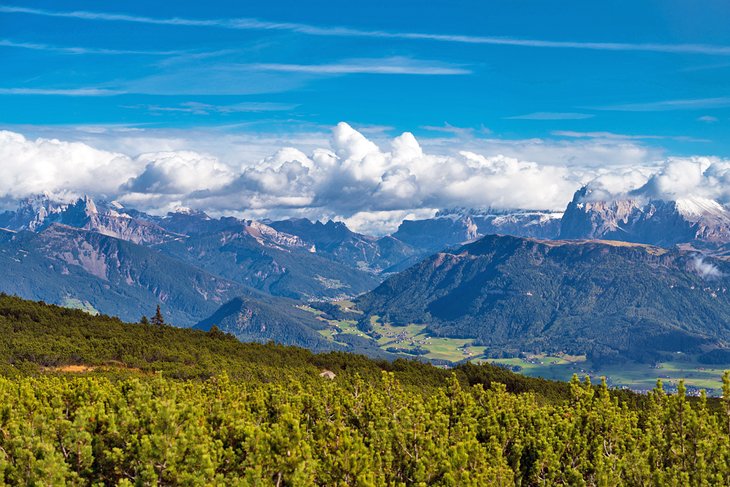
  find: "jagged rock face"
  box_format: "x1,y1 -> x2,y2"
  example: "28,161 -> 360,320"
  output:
268,218 -> 419,273
158,212 -> 308,250
560,187 -> 730,246
0,195 -> 380,306
0,195 -> 180,245
245,220 -> 308,249
393,209 -> 562,253
392,216 -> 478,252
0,194 -> 69,231
157,224 -> 380,300
269,218 -> 355,247
0,224 -> 245,326
448,208 -> 563,240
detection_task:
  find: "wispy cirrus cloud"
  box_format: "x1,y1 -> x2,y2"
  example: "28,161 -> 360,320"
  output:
698,115 -> 719,123
0,56 -> 462,99
4,5 -> 730,56
0,38 -> 183,55
593,97 -> 730,112
420,123 -> 491,137
0,87 -> 124,96
129,101 -> 298,115
246,58 -> 470,75
506,112 -> 594,120
552,130 -> 709,143
116,56 -> 468,96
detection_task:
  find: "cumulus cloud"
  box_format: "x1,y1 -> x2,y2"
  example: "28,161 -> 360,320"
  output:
581,167 -> 657,200
693,256 -> 723,279
637,157 -> 708,199
335,209 -> 434,235
184,123 -> 582,220
578,155 -> 730,206
0,130 -> 136,201
3,122 -> 729,234
0,130 -> 238,212
123,151 -> 234,194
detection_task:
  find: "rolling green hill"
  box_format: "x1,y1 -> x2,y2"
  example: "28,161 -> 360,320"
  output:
0,294 -> 573,398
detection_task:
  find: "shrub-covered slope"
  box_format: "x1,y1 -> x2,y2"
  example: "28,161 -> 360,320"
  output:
2,295 -> 730,485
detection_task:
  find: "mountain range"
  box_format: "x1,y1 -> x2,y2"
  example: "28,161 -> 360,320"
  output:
5,188 -> 730,364
560,187 -> 730,246
0,223 -> 244,326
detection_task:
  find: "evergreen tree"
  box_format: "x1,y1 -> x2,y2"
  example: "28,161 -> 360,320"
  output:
151,305 -> 165,326
140,315 -> 149,325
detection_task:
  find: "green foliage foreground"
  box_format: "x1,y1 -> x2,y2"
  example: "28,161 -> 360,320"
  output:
3,373 -> 730,486
3,294 -> 730,485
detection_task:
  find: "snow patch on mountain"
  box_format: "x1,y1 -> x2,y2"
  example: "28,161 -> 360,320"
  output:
675,197 -> 730,220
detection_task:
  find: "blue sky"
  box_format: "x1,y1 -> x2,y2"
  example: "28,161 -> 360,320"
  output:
1,0 -> 729,155
2,1 -> 730,234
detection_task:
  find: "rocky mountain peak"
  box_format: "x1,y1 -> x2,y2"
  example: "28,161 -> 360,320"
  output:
560,186 -> 730,246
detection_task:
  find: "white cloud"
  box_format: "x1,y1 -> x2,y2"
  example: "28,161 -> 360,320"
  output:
593,97 -> 730,112
552,130 -> 708,142
132,101 -> 297,115
581,156 -> 730,203
0,88 -> 123,96
123,151 -> 234,194
0,130 -> 233,212
637,157 -> 707,198
582,167 -> 657,200
0,130 -> 136,200
3,123 -> 728,235
507,112 -> 594,120
0,38 -> 182,55
340,209 -> 437,235
421,133 -> 659,170
698,115 -> 719,123
693,257 -> 723,279
6,5 -> 730,55
245,58 -> 470,75
183,123 -> 583,222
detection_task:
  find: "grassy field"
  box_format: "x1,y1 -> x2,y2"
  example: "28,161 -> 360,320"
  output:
486,354 -> 588,383
61,296 -> 99,315
307,305 -> 487,362
303,304 -> 730,393
368,319 -> 487,361
488,353 -> 730,394
597,356 -> 730,393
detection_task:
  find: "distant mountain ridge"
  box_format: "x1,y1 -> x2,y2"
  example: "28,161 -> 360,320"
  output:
0,224 -> 244,326
0,194 -> 181,245
392,208 -> 562,254
0,195 -> 382,325
268,218 -> 419,273
560,187 -> 730,246
357,233 -> 730,364
12,189 -> 730,360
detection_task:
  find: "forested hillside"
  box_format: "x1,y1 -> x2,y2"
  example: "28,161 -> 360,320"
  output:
358,234 -> 730,364
0,294 -> 576,396
3,295 -> 730,485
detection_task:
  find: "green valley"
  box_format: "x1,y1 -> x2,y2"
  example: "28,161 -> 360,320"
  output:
307,301 -> 730,395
